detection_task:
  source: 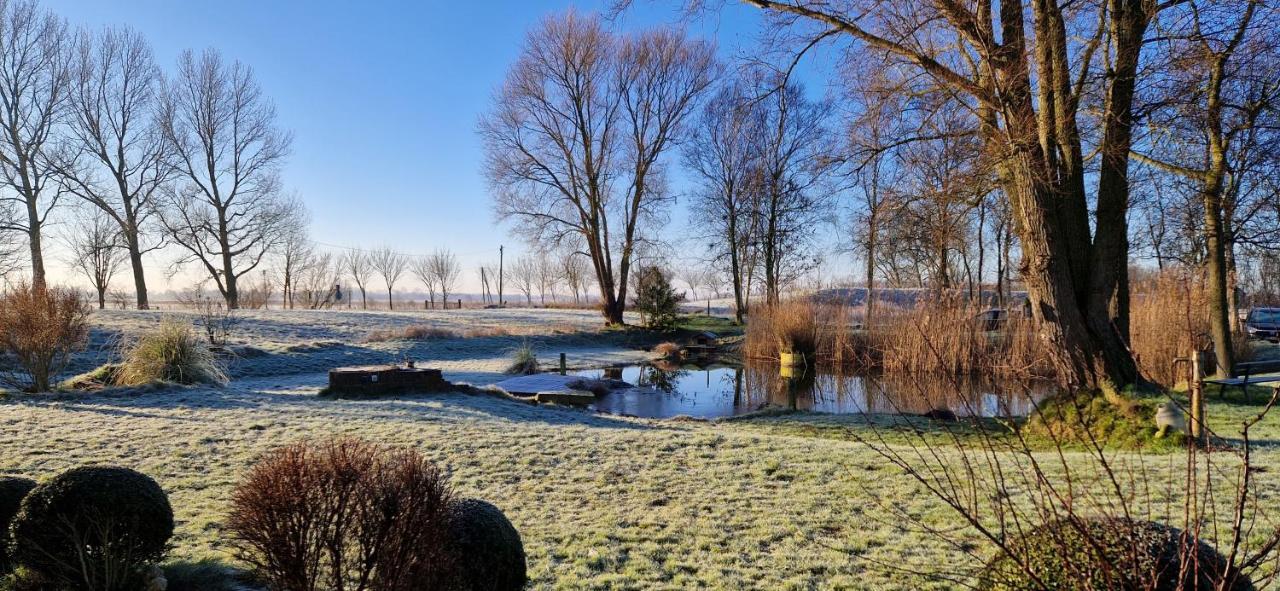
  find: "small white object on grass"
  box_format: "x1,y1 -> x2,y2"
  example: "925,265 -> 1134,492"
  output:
1155,403 -> 1186,438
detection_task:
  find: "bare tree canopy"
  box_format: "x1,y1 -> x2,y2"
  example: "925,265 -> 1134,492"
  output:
0,0 -> 70,287
427,247 -> 461,307
159,48 -> 293,309
57,25 -> 170,309
62,210 -> 123,309
369,246 -> 407,310
481,10 -> 716,325
340,249 -> 373,309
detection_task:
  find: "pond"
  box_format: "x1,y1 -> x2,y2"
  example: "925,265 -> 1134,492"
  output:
571,363 -> 1055,420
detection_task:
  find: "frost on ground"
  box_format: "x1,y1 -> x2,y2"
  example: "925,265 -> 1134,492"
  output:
3,309 -> 1280,590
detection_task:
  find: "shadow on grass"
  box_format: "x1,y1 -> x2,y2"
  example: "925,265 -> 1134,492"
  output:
1,375 -> 663,432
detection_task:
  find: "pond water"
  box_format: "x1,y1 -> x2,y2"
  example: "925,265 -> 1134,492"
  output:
572,363 -> 1055,420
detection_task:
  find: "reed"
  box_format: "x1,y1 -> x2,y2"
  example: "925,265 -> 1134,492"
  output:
1130,269 -> 1253,387
744,297 -> 1053,380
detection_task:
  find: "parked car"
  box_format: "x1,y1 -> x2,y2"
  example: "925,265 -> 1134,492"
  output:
1245,307 -> 1280,342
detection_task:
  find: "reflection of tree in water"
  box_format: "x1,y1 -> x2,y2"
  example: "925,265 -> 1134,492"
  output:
736,363 -> 1048,417
637,363 -> 688,393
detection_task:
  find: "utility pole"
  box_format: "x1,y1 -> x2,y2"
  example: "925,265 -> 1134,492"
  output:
498,245 -> 505,307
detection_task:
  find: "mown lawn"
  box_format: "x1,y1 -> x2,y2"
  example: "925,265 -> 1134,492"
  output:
3,376 -> 1280,590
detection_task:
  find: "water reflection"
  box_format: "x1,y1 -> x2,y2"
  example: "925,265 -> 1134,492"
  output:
573,363 -> 1053,419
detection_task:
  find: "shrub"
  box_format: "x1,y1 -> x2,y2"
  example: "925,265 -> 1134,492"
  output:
365,324 -> 459,342
0,477 -> 36,573
632,266 -> 684,330
116,320 -> 228,386
10,466 -> 174,591
227,437 -> 454,591
653,341 -> 682,360
506,341 -> 538,375
443,499 -> 527,591
981,517 -> 1254,590
0,284 -> 91,392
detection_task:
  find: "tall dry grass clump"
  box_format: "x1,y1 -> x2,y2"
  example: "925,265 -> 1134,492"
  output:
0,283 -> 91,392
116,320 -> 228,386
1130,270 -> 1252,387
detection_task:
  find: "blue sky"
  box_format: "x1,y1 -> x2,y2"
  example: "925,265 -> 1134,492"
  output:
44,1 -> 836,293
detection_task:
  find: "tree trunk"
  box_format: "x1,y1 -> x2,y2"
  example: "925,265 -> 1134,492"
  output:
1203,183 -> 1236,378
127,234 -> 149,310
26,200 -> 44,289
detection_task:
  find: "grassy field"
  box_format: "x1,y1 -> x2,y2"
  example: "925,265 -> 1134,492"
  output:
2,310 -> 1279,590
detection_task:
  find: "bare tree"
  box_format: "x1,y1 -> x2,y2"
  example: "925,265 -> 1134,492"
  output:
0,1 -> 70,288
410,255 -> 437,309
1132,0 -> 1280,377
535,254 -> 557,305
561,252 -> 590,304
510,255 -> 537,306
63,212 -> 124,309
427,248 -> 461,308
293,250 -> 340,309
58,25 -> 169,309
341,249 -> 373,310
369,246 -> 406,310
159,48 -> 293,309
635,0 -> 1158,388
481,11 -> 715,325
275,196 -> 311,310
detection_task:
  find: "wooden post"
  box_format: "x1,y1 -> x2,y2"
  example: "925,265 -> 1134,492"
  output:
457,298 -> 462,310
559,353 -> 567,376
1190,349 -> 1206,446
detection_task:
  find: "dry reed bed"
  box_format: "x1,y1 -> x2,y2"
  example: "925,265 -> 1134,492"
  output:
747,274 -> 1253,388
745,299 -> 1055,380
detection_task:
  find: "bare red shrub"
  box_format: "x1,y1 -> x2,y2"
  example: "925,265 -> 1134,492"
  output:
227,438 -> 454,591
0,283 -> 91,392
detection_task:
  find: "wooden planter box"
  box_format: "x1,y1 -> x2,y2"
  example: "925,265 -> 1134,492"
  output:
327,365 -> 449,397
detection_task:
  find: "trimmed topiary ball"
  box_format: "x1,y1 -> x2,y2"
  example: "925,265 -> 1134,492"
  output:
982,517 -> 1254,590
10,466 -> 174,591
0,476 -> 36,573
445,498 -> 527,591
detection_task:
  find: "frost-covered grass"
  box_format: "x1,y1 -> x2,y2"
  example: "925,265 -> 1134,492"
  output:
2,310 -> 1280,590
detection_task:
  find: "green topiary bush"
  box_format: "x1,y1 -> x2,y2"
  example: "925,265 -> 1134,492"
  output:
981,517 -> 1254,590
0,476 -> 36,574
444,498 -> 527,591
10,466 -> 174,591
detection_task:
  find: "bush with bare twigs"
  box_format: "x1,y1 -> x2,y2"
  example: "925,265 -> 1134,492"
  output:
0,284 -> 91,392
850,361 -> 1277,589
365,324 -> 459,342
227,438 -> 455,591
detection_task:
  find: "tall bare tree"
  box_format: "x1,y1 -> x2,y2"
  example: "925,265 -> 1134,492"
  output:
426,248 -> 461,307
340,249 -> 373,310
0,0 -> 70,287
410,255 -> 437,308
159,48 -> 292,309
369,246 -> 406,310
646,0 -> 1159,388
275,196 -> 311,310
481,11 -> 715,325
1132,0 -> 1279,377
59,26 -> 169,309
63,212 -> 124,309
684,80 -> 762,323
510,255 -> 537,306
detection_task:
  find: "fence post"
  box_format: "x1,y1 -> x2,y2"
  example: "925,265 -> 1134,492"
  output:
1190,349 -> 1206,446
458,298 -> 462,310
559,353 -> 567,376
